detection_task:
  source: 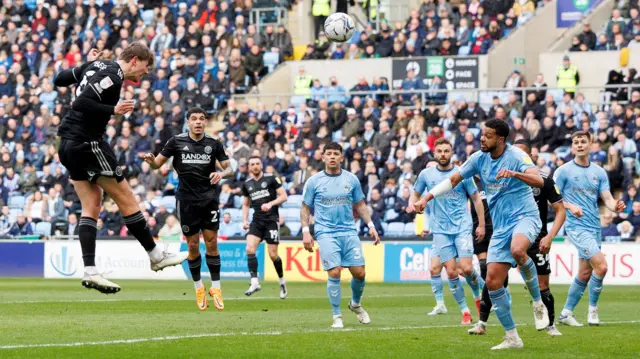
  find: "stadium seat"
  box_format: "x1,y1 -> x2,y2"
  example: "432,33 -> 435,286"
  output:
386,222 -> 405,237
9,208 -> 20,223
469,128 -> 481,138
281,208 -> 299,222
384,209 -> 399,222
8,196 -> 25,209
282,195 -> 303,208
381,222 -> 388,234
34,222 -> 52,236
151,196 -> 163,208
286,221 -> 301,236
403,223 -> 415,236
160,196 -> 176,212
263,52 -> 280,73
538,152 -> 552,163
248,209 -> 255,221
225,209 -> 243,222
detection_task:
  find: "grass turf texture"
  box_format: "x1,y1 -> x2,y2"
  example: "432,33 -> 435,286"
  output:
1,279 -> 639,358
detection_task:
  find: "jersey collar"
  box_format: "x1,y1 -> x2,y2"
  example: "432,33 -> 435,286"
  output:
323,169 -> 342,177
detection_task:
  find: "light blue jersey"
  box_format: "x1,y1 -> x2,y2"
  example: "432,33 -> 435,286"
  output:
303,169 -> 366,271
414,165 -> 476,235
460,145 -> 541,266
460,145 -> 539,239
302,170 -> 365,239
553,160 -> 609,232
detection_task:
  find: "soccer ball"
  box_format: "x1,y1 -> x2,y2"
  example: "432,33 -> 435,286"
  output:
324,13 -> 355,42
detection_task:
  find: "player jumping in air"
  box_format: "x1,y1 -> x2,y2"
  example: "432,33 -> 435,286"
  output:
407,139 -> 486,324
242,156 -> 289,298
413,120 -> 549,350
300,142 -> 381,328
469,140 -> 566,336
554,132 -> 625,326
144,107 -> 233,311
54,43 -> 188,294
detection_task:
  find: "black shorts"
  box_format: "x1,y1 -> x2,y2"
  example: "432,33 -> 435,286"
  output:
248,218 -> 280,244
177,198 -> 220,236
58,138 -> 124,183
527,239 -> 551,276
473,229 -> 491,255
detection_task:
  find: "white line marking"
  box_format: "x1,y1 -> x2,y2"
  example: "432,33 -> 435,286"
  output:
0,293 -> 429,305
2,321 -> 639,350
0,323 -> 505,350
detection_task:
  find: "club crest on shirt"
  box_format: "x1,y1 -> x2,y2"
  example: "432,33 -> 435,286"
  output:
261,182 -> 267,188
204,146 -> 212,154
182,225 -> 189,233
591,176 -> 598,185
532,187 -> 541,196
344,184 -> 351,193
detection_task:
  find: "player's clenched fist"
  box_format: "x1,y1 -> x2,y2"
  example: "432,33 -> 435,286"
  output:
302,232 -> 314,252
242,221 -> 250,230
615,198 -> 626,212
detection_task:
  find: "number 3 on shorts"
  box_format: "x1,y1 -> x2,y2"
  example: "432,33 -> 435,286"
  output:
536,253 -> 548,266
211,210 -> 219,223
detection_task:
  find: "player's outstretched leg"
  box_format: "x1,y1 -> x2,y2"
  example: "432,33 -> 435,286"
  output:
348,266 -> 370,325
245,235 -> 262,296
327,268 -> 343,328
445,263 -> 471,324
512,234 -> 548,330
74,181 -> 120,294
559,258 -> 591,327
428,257 -> 447,315
268,244 -> 287,299
99,177 -> 188,270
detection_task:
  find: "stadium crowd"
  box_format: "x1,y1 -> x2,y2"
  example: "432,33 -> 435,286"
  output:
305,0 -> 545,60
570,3 -> 640,52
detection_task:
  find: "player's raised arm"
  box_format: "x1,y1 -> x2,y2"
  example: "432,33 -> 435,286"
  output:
417,171 -> 464,208
53,49 -> 102,87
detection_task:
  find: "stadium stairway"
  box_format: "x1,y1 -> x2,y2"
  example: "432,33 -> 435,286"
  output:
487,0 -> 615,88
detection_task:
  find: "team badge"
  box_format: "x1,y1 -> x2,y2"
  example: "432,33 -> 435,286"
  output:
204,146 -> 212,154
261,182 -> 267,188
532,187 -> 541,196
182,225 -> 190,233
115,166 -> 123,176
591,176 -> 598,185
344,184 -> 351,193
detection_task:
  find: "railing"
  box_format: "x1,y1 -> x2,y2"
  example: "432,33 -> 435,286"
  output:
233,84 -> 638,111
249,7 -> 288,32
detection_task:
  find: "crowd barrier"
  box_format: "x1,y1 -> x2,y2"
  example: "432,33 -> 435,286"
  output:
1,240 -> 638,285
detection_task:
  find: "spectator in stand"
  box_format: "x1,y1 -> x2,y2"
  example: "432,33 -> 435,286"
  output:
579,23 -> 597,50
219,212 -> 241,237
159,214 -> 182,238
601,211 -> 620,241
9,214 -> 33,237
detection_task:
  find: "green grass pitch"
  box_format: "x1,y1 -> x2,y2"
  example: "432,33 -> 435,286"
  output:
1,279 -> 639,358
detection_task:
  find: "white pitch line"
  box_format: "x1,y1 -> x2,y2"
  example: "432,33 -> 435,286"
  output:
2,321 -> 639,350
0,323 -> 504,350
0,293 -> 429,305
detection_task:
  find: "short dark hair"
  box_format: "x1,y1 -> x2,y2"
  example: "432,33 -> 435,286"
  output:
323,142 -> 343,154
186,107 -> 206,119
571,131 -> 592,142
514,139 -> 531,147
120,42 -> 155,67
248,155 -> 262,164
434,138 -> 452,148
485,119 -> 510,139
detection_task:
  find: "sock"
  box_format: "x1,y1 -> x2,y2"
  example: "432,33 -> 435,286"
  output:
563,277 -> 588,313
247,253 -> 258,280
123,212 -> 157,253
350,277 -> 365,305
78,217 -> 97,267
541,289 -> 555,325
588,273 -> 604,307
279,277 -> 286,285
188,255 -> 201,282
431,274 -> 445,305
519,258 -> 542,302
479,259 -> 487,280
448,277 -> 469,312
489,287 -> 516,331
464,269 -> 484,298
272,256 -> 284,279
327,277 -> 342,315
206,254 -> 221,289
479,283 -> 491,322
